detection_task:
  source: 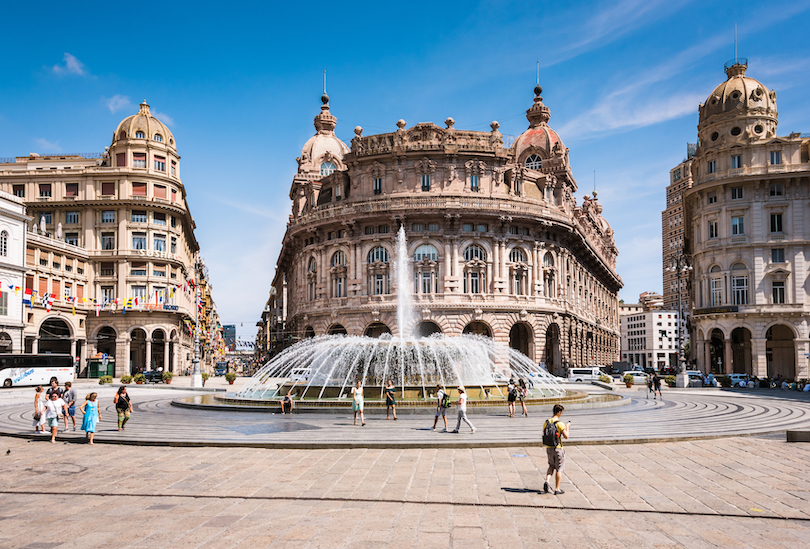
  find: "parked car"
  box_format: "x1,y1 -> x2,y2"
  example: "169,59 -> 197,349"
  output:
622,371 -> 648,385
685,371 -> 704,386
143,370 -> 164,383
214,362 -> 228,376
567,367 -> 608,383
660,367 -> 677,376
727,373 -> 750,387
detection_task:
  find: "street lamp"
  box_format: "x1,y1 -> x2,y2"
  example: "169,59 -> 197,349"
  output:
666,255 -> 692,385
190,253 -> 203,388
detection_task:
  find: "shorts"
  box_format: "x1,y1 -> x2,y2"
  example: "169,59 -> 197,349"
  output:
68,406 -> 76,417
546,447 -> 565,472
47,418 -> 59,428
435,406 -> 446,417
352,401 -> 364,411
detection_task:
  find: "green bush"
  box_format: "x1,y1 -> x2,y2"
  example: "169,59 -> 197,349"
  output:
665,375 -> 676,387
623,374 -> 635,385
120,375 -> 133,384
162,371 -> 174,381
98,375 -> 113,385
225,372 -> 237,382
717,376 -> 732,388
201,372 -> 210,381
133,373 -> 146,383
599,374 -> 611,384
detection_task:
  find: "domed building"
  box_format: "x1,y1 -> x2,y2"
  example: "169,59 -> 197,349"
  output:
263,87 -> 623,375
0,101 -> 222,377
684,59 -> 810,380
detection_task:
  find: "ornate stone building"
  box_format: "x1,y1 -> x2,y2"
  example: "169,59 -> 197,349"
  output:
0,101 -> 222,376
267,86 -> 623,375
663,146 -> 694,311
684,59 -> 810,380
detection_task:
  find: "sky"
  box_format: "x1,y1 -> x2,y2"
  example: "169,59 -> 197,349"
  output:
1,0 -> 809,342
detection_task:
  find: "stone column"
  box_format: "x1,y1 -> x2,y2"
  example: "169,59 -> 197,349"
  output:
751,338 -> 767,378
724,338 -> 733,374
31,338 -> 38,354
795,339 -> 809,380
145,337 -> 152,371
120,337 -> 130,376
79,339 -> 87,374
164,338 -> 170,372
703,340 -> 711,373
444,240 -> 452,290
70,339 -> 77,361
173,339 -> 179,373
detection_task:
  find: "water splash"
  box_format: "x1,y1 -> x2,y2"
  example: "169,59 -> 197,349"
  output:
394,224 -> 413,338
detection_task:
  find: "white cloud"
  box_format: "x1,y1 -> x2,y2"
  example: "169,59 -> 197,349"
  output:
33,138 -> 61,152
52,53 -> 87,76
152,111 -> 175,126
106,94 -> 132,113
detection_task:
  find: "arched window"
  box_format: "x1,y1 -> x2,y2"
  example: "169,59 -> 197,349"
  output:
367,246 -> 389,264
543,253 -> 555,298
367,247 -> 390,295
331,250 -> 346,267
463,245 -> 487,262
154,134 -> 163,142
730,262 -> 748,305
413,244 -> 439,294
135,131 -> 145,139
525,154 -> 543,170
320,162 -> 336,176
118,131 -> 127,140
509,248 -> 527,263
0,230 -> 7,257
508,247 -> 528,295
307,257 -> 317,301
709,265 -> 722,307
330,251 -> 347,298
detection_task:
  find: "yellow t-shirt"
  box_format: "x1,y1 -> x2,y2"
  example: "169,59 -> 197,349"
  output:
543,419 -> 565,448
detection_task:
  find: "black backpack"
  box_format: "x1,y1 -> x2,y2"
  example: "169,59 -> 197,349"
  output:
440,393 -> 450,408
509,386 -> 518,398
542,419 -> 561,447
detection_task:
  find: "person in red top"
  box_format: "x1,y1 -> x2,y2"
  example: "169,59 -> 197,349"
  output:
543,404 -> 570,495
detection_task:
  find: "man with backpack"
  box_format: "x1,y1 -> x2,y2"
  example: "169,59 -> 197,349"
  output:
432,384 -> 449,431
542,404 -> 570,495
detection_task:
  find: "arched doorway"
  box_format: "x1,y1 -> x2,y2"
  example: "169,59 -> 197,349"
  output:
545,323 -> 561,376
327,324 -> 347,335
463,321 -> 492,337
152,329 -> 166,371
96,326 -> 116,360
414,321 -> 442,338
0,332 -> 12,352
364,322 -> 391,338
304,326 -> 316,338
38,318 -> 71,354
731,327 -> 752,375
766,325 -> 795,379
130,328 -> 147,374
509,323 -> 531,358
709,328 -> 725,374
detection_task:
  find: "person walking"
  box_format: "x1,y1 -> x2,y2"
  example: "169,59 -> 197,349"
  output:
352,380 -> 365,426
506,379 -> 517,417
653,373 -> 663,399
518,378 -> 529,417
63,382 -> 78,431
432,384 -> 449,431
113,386 -> 132,431
542,404 -> 570,495
384,380 -> 397,420
45,379 -> 64,399
43,391 -> 68,443
80,392 -> 101,444
451,386 -> 475,434
33,385 -> 46,433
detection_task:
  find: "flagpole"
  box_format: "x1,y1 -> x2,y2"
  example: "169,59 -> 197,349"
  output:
190,253 -> 203,387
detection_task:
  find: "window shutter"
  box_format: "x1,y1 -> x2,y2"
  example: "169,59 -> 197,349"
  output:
102,182 -> 115,195
116,153 -> 126,167
65,183 -> 78,197
39,278 -> 48,295
171,189 -> 177,201
154,185 -> 167,198
133,153 -> 146,161
52,280 -> 61,299
25,275 -> 34,291
132,182 -> 147,196
77,285 -> 84,299
26,247 -> 35,265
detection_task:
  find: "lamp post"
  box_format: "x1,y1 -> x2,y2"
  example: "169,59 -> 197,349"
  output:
190,253 -> 203,388
666,254 -> 692,387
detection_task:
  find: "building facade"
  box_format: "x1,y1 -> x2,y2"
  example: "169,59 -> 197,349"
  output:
0,191 -> 30,354
684,59 -> 810,380
663,147 -> 694,311
0,101 -> 222,376
620,309 -> 680,370
266,86 -> 623,376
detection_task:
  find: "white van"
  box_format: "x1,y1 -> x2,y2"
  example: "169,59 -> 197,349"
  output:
567,367 -> 606,383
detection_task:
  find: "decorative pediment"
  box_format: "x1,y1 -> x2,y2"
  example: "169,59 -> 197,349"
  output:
415,157 -> 437,174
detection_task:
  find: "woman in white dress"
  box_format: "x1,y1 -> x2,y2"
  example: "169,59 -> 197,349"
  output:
352,380 -> 365,426
33,385 -> 46,433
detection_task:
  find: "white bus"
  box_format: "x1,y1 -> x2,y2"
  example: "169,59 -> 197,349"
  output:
0,354 -> 75,388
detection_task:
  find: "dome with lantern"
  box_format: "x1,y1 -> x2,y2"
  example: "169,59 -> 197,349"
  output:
297,93 -> 350,176
511,84 -> 568,170
112,100 -> 176,150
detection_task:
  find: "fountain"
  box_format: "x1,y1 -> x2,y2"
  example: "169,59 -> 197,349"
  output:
213,225 -> 571,410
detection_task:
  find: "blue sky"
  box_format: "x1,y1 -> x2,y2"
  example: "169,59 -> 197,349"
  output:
2,0 -> 809,341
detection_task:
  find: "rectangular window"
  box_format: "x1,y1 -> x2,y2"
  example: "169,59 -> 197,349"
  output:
770,183 -> 783,196
421,272 -> 432,294
101,286 -> 114,303
102,210 -> 115,223
672,168 -> 681,182
65,183 -> 78,197
731,276 -> 748,305
710,278 -> 722,306
462,223 -> 474,232
171,161 -> 177,176
170,216 -> 177,228
154,185 -> 167,199
153,212 -> 166,225
731,216 -> 744,236
153,265 -> 166,277
64,282 -> 72,299
373,273 -> 386,295
115,153 -> 126,167
39,184 -> 51,197
770,151 -> 782,165
707,193 -> 717,204
131,211 -> 147,223
132,182 -> 147,196
378,225 -> 389,234
421,174 -> 430,192
154,156 -> 166,171
52,280 -> 61,299
731,155 -> 742,169
101,182 -> 115,196
373,178 -> 382,195
772,248 -> 785,263
77,262 -> 83,275
12,185 -> 24,198
0,292 -> 7,316
101,233 -> 115,250
412,223 -> 423,232
365,226 -> 375,235
708,160 -> 716,174
335,185 -> 342,201
132,232 -> 147,250
171,188 -> 177,202
469,272 -> 481,294
772,281 -> 785,304
770,213 -> 783,233
100,262 -> 115,276
428,223 -> 439,231
470,174 -> 479,192
132,285 -> 147,299
65,211 -> 79,224
26,247 -> 35,266
64,232 -> 78,246
170,237 -> 177,254
133,153 -> 147,168
731,187 -> 743,200
131,263 -> 147,276
477,224 -> 488,233
154,235 -> 166,251
39,277 -> 48,296
515,179 -> 522,195
40,212 -> 52,225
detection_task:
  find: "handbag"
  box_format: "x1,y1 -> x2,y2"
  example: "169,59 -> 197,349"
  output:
33,412 -> 41,421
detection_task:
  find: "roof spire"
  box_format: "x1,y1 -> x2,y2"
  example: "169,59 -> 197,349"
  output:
321,70 -> 329,105
526,71 -> 550,127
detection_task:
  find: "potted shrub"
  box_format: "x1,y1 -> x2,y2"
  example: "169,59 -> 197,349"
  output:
134,373 -> 146,385
599,374 -> 612,384
225,372 -> 237,385
665,375 -> 676,388
162,371 -> 174,384
121,375 -> 133,384
623,374 -> 634,388
201,372 -> 209,386
98,375 -> 113,385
